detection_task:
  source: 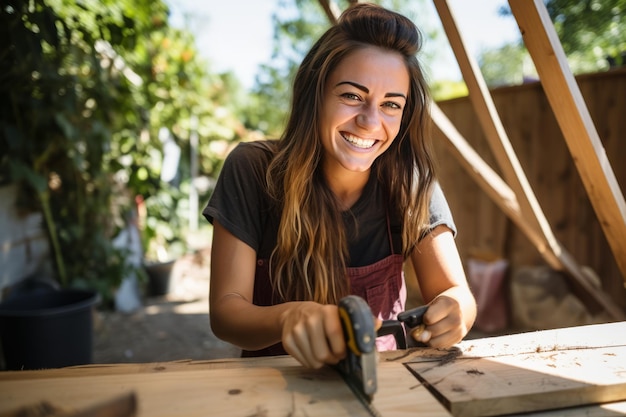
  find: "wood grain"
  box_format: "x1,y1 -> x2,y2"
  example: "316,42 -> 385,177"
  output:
0,356 -> 451,417
408,346 -> 626,417
1,323 -> 625,416
400,322 -> 626,417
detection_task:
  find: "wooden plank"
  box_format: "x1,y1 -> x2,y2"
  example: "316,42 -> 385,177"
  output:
0,367 -> 371,417
407,345 -> 626,417
0,356 -> 451,417
433,0 -> 563,267
375,360 -> 452,416
0,323 -> 625,417
318,0 -> 339,23
508,0 -> 626,283
383,322 -> 626,417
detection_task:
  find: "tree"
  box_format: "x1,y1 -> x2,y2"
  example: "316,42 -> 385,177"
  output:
546,0 -> 626,69
0,0 -> 244,303
485,0 -> 626,87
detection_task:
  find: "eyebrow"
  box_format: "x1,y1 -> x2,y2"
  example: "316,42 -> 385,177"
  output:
336,81 -> 407,100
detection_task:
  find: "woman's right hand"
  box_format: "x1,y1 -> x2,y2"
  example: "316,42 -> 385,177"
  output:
280,302 -> 347,369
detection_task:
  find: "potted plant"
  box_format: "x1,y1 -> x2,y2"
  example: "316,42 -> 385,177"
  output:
139,181 -> 188,296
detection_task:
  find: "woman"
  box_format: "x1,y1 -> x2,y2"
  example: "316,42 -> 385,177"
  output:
203,3 -> 476,369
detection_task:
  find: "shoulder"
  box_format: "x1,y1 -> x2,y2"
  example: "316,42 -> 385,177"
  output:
220,140 -> 278,182
226,140 -> 277,167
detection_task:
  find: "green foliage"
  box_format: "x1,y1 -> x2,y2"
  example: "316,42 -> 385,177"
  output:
0,0 -> 150,304
0,0 -> 242,305
478,43 -> 535,88
430,80 -> 468,101
546,0 -> 626,69
488,0 -> 626,86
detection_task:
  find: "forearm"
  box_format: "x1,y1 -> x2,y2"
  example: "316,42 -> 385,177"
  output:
210,293 -> 295,351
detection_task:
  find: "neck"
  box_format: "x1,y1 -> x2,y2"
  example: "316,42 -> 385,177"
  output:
324,168 -> 370,211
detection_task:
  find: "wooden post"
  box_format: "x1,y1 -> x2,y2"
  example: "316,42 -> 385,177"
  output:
508,0 -> 626,284
318,0 -> 339,23
433,0 -> 563,269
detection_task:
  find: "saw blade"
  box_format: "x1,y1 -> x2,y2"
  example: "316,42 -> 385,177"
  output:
341,372 -> 383,417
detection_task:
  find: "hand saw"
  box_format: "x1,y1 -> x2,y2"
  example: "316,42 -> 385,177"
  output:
377,304 -> 428,349
335,295 -> 382,417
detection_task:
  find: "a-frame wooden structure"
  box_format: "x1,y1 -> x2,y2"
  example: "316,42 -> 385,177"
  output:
319,0 -> 626,320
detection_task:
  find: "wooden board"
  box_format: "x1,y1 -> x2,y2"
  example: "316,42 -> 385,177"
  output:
401,323 -> 626,417
0,356 -> 450,417
1,323 -> 625,416
408,346 -> 626,417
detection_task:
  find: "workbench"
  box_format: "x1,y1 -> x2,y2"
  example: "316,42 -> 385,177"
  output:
1,322 -> 625,417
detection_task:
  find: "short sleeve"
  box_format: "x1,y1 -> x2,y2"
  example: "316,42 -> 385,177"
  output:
202,142 -> 274,252
427,182 -> 457,237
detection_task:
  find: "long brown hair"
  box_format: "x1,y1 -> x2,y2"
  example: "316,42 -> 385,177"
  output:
266,3 -> 436,304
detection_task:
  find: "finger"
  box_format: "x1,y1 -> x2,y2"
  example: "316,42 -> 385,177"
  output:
428,328 -> 460,348
323,311 -> 346,362
285,323 -> 319,368
373,317 -> 383,332
308,319 -> 337,367
423,301 -> 448,326
411,324 -> 431,344
295,327 -> 322,369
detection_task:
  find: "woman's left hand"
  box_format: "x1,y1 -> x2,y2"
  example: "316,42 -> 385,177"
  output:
411,293 -> 470,348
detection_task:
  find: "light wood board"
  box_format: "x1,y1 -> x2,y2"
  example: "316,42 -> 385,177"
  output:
1,323 -> 625,416
0,356 -> 450,417
401,323 -> 626,417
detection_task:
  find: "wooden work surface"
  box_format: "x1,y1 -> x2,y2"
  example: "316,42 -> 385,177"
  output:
1,322 -> 625,417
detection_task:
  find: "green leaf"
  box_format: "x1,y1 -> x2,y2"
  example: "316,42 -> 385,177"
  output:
9,160 -> 48,192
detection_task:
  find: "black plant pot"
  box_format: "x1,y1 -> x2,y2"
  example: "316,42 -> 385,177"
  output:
144,260 -> 176,296
0,288 -> 100,370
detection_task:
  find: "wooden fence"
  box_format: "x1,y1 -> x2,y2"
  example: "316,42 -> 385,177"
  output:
434,67 -> 626,311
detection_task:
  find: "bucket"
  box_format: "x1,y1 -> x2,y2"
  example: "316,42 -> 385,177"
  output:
145,260 -> 175,296
0,289 -> 100,370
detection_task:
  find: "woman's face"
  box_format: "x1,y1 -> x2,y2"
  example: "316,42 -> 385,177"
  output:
320,46 -> 409,176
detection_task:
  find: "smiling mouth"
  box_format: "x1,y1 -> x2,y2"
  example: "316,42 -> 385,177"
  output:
342,132 -> 377,149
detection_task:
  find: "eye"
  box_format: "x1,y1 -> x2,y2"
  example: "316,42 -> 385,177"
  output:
341,92 -> 362,102
382,101 -> 402,110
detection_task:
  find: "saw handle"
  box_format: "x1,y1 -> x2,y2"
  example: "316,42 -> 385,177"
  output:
338,295 -> 376,356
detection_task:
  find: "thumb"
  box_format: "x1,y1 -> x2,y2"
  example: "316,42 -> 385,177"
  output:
411,324 -> 431,344
373,316 -> 383,332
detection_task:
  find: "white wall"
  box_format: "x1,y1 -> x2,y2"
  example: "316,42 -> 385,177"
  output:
0,185 -> 51,300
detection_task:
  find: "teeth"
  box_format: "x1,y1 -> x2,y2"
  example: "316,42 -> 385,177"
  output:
343,133 -> 375,149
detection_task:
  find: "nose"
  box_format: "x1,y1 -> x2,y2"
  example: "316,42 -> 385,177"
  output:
356,104 -> 381,131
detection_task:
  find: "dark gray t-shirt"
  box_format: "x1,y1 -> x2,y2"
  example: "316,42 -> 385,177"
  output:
203,140 -> 456,266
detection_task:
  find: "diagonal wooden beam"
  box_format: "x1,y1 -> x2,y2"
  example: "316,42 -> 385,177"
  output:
432,0 -> 624,318
433,0 -> 563,268
430,103 -> 625,320
318,0 -> 340,24
508,0 -> 626,284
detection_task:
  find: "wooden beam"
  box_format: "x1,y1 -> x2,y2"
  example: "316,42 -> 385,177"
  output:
433,0 -> 562,266
508,0 -> 626,284
432,0 -> 625,318
318,0 -> 340,24
430,104 -> 625,320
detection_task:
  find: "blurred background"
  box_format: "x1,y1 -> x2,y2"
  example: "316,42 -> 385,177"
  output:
1,0 -> 624,367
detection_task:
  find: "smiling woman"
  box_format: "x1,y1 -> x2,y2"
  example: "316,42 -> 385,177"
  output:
320,47 -> 409,179
202,3 -> 476,370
